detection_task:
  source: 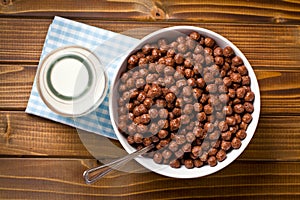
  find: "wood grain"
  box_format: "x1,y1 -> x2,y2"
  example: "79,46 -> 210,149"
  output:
0,158 -> 300,199
0,111 -> 91,157
1,1 -> 300,199
0,64 -> 36,110
0,112 -> 300,161
1,0 -> 300,24
1,63 -> 300,115
1,18 -> 300,63
1,19 -> 300,114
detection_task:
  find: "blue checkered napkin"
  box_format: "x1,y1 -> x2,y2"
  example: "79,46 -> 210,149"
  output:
25,16 -> 139,139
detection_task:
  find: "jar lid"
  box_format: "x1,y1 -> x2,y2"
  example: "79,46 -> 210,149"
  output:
37,46 -> 108,117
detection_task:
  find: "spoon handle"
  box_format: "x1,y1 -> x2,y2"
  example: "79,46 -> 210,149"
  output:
83,144 -> 154,184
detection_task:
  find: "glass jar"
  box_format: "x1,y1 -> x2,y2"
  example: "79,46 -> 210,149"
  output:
37,46 -> 108,117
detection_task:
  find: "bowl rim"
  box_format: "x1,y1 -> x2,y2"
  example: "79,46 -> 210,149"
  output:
109,25 -> 261,178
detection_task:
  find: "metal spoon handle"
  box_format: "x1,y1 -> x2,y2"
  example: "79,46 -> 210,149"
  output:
83,144 -> 154,184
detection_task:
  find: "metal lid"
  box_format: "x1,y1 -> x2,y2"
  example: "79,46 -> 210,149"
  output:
37,46 -> 108,117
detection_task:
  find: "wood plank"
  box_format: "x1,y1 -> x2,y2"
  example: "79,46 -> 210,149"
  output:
1,19 -> 300,114
0,18 -> 49,63
0,158 -> 300,199
166,0 -> 300,24
0,64 -> 36,110
0,112 -> 300,161
1,63 -> 300,115
0,111 -> 91,157
1,0 -> 300,24
1,18 -> 300,64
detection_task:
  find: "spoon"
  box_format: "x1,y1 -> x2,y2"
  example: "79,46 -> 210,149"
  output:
83,144 -> 154,184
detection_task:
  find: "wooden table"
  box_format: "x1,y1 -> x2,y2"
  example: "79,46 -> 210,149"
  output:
1,0 -> 300,199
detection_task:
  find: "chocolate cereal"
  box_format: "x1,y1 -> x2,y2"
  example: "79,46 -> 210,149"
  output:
115,31 -> 255,169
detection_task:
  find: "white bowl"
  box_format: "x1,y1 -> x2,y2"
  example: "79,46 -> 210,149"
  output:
109,26 -> 260,178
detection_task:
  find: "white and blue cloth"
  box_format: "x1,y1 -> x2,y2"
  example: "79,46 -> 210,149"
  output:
26,16 -> 139,139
